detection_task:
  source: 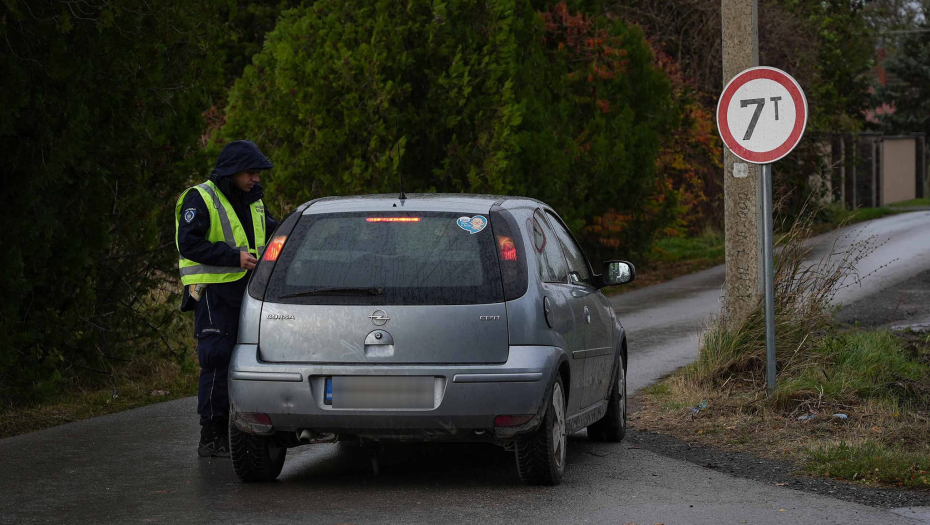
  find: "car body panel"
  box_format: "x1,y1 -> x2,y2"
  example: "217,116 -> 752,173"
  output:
569,285 -> 615,407
231,193 -> 627,445
229,343 -> 562,439
258,302 -> 510,364
583,290 -> 617,405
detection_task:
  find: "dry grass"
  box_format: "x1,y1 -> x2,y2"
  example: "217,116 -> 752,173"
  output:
635,202 -> 930,488
0,352 -> 198,439
635,336 -> 930,488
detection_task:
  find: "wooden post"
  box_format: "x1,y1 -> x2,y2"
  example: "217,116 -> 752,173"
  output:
721,0 -> 763,325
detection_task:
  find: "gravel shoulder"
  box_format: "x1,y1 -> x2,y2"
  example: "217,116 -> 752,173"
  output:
627,268 -> 930,509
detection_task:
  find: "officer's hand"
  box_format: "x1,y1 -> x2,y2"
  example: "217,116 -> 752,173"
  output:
240,251 -> 258,270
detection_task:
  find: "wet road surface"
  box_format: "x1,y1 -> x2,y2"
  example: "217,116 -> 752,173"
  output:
3,211 -> 930,525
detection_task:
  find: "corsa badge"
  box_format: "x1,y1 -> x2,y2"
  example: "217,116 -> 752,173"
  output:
266,314 -> 295,320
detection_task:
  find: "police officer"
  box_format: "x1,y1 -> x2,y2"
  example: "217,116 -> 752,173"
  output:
175,140 -> 279,457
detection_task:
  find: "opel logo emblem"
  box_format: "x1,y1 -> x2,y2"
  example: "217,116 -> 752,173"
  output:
369,310 -> 390,326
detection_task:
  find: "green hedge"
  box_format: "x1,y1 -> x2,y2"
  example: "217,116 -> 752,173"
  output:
219,0 -> 680,262
0,1 -> 225,401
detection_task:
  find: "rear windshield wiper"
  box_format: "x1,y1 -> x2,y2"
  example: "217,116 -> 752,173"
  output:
279,287 -> 384,299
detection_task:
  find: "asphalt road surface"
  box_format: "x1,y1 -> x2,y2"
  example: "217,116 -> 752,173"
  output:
3,211 -> 930,525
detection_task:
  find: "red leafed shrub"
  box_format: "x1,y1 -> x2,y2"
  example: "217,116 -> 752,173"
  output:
650,40 -> 723,234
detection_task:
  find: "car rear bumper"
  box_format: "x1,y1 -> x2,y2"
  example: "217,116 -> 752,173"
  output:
228,344 -> 562,441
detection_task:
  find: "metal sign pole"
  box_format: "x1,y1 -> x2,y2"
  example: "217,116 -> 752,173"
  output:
761,163 -> 776,395
717,67 -> 805,396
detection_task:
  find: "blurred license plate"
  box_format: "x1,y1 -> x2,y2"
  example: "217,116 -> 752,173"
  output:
330,376 -> 434,409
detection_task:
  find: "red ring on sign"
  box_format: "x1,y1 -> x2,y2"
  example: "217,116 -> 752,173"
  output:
717,67 -> 807,164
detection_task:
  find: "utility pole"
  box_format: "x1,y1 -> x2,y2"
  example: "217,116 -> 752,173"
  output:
721,0 -> 763,325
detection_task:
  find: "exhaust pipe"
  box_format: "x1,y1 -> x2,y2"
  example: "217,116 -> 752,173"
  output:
297,429 -> 338,444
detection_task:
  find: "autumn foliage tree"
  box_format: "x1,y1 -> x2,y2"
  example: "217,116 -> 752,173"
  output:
218,0 -> 692,261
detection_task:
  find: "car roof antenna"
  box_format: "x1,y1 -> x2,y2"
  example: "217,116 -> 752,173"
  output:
398,171 -> 407,202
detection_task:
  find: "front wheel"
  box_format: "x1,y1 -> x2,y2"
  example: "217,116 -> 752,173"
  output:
515,375 -> 567,485
230,418 -> 287,482
587,357 -> 626,442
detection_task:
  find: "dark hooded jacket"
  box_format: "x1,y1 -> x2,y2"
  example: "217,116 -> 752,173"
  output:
177,141 -> 279,320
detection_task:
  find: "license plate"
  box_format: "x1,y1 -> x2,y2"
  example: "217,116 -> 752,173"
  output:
329,376 -> 434,409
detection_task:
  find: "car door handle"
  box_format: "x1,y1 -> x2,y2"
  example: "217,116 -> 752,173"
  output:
584,306 -> 591,324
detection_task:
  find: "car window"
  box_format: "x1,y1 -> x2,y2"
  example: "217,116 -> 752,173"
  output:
529,210 -> 568,283
264,211 -> 504,305
545,211 -> 591,285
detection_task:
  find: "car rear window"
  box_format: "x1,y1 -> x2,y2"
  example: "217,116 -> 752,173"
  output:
264,212 -> 505,305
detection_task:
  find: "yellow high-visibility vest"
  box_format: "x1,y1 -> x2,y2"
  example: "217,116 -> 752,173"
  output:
175,181 -> 266,285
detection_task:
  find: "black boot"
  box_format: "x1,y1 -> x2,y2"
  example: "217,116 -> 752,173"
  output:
198,419 -> 230,458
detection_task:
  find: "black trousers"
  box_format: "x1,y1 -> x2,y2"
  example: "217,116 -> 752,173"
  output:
193,287 -> 241,426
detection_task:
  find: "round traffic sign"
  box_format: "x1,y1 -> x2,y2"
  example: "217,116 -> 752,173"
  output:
716,67 -> 807,164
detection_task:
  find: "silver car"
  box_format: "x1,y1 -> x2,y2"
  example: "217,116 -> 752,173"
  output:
229,194 -> 634,485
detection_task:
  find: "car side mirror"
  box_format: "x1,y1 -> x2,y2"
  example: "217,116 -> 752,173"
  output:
600,260 -> 635,287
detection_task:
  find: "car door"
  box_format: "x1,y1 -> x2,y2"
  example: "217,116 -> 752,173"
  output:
528,210 -> 588,415
545,210 -> 615,408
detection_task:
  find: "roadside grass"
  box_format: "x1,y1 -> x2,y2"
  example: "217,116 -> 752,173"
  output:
811,203 -> 916,235
887,198 -> 930,208
634,204 -> 930,489
806,439 -> 930,487
652,228 -> 726,263
604,228 -> 725,295
0,352 -> 199,439
636,329 -> 930,488
0,292 -> 198,440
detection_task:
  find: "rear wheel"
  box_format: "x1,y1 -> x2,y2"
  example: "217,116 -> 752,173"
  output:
587,356 -> 626,442
515,375 -> 567,485
230,418 -> 287,482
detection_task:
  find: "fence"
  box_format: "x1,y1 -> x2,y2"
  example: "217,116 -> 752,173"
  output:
823,133 -> 927,208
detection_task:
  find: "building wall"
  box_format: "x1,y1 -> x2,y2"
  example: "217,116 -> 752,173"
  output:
882,138 -> 917,205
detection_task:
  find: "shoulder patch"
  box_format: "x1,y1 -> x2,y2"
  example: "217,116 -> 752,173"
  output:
184,208 -> 197,223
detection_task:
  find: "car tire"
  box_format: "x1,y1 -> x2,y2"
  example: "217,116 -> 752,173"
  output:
229,418 -> 287,482
587,356 -> 626,443
515,375 -> 567,485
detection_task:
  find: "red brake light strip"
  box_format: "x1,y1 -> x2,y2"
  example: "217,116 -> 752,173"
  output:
366,217 -> 421,222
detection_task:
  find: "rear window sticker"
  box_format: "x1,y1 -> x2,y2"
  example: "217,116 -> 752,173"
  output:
457,215 -> 487,234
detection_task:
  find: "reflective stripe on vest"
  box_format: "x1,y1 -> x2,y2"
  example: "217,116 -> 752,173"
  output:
175,180 -> 266,286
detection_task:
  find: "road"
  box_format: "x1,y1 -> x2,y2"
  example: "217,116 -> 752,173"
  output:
2,211 -> 930,525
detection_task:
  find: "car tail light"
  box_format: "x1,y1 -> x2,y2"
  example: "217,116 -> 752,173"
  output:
238,412 -> 273,425
489,207 -> 528,301
494,414 -> 534,427
497,235 -> 518,261
262,235 -> 287,261
365,217 -> 421,223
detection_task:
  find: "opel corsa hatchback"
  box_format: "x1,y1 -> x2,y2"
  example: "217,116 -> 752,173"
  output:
229,194 -> 635,485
